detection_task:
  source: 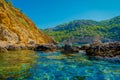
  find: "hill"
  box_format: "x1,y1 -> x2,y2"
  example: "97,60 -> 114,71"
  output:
43,16 -> 120,43
0,0 -> 54,45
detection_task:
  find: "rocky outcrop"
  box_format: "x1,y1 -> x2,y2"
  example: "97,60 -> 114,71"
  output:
61,44 -> 80,53
0,40 -> 57,52
0,41 -> 27,51
0,0 -> 55,45
0,25 -> 19,41
34,44 -> 58,52
33,44 -> 80,53
83,42 -> 120,57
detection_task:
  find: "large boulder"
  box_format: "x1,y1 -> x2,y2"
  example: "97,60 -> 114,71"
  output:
34,44 -> 58,52
84,42 -> 120,57
61,44 -> 80,53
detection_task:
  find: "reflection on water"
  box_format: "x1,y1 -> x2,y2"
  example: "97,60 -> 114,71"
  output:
29,52 -> 120,80
0,50 -> 38,80
0,51 -> 120,80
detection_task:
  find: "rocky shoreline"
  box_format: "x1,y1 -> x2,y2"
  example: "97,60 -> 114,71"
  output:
60,42 -> 120,59
0,41 -> 80,53
81,42 -> 120,58
1,41 -> 120,60
0,42 -> 58,53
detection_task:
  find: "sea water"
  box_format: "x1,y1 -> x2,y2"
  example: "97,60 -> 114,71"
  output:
0,51 -> 120,80
28,51 -> 120,80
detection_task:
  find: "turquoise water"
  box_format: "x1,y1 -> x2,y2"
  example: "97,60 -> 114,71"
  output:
28,51 -> 120,80
1,51 -> 120,80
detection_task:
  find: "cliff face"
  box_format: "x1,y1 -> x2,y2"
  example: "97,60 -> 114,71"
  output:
0,0 -> 54,44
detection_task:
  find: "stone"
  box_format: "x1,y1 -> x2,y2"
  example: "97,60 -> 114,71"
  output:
0,46 -> 8,53
34,44 -> 58,52
0,0 -> 54,44
83,42 -> 120,57
6,45 -> 21,51
61,44 -> 80,53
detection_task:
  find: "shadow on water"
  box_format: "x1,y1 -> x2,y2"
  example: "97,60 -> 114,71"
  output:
0,50 -> 38,80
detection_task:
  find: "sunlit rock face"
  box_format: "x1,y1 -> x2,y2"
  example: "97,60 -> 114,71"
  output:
0,0 -> 54,44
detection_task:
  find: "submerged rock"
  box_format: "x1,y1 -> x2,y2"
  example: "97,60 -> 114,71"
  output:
0,46 -> 8,53
92,56 -> 120,63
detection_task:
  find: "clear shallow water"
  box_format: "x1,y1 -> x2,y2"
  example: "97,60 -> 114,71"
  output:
28,51 -> 120,80
0,51 -> 120,80
0,50 -> 38,80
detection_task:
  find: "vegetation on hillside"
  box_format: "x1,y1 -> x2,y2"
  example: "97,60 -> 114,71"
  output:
43,16 -> 120,42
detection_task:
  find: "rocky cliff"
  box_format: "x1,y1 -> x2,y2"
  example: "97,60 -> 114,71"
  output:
0,0 -> 54,45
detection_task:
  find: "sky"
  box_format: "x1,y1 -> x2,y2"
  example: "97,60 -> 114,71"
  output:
12,0 -> 120,29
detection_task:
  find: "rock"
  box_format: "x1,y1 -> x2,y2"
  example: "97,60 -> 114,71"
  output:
0,41 -> 28,51
0,0 -> 55,44
27,45 -> 35,50
80,44 -> 90,50
83,42 -> 120,57
28,39 -> 36,45
19,45 -> 28,50
61,44 -> 80,53
0,25 -> 19,42
5,43 -> 28,51
34,44 -> 58,52
6,45 -> 21,51
0,46 -> 8,53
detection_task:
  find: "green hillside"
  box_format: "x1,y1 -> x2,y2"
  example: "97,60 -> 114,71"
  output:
43,16 -> 120,42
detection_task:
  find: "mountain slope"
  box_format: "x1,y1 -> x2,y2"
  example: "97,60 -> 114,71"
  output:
0,0 -> 54,44
44,16 -> 120,42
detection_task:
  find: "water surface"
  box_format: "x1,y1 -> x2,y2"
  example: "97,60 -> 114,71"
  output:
0,51 -> 120,80
29,51 -> 120,80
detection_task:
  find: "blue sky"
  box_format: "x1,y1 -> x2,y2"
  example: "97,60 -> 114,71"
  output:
12,0 -> 120,29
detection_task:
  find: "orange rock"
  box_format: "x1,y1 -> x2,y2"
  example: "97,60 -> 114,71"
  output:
0,0 -> 55,44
